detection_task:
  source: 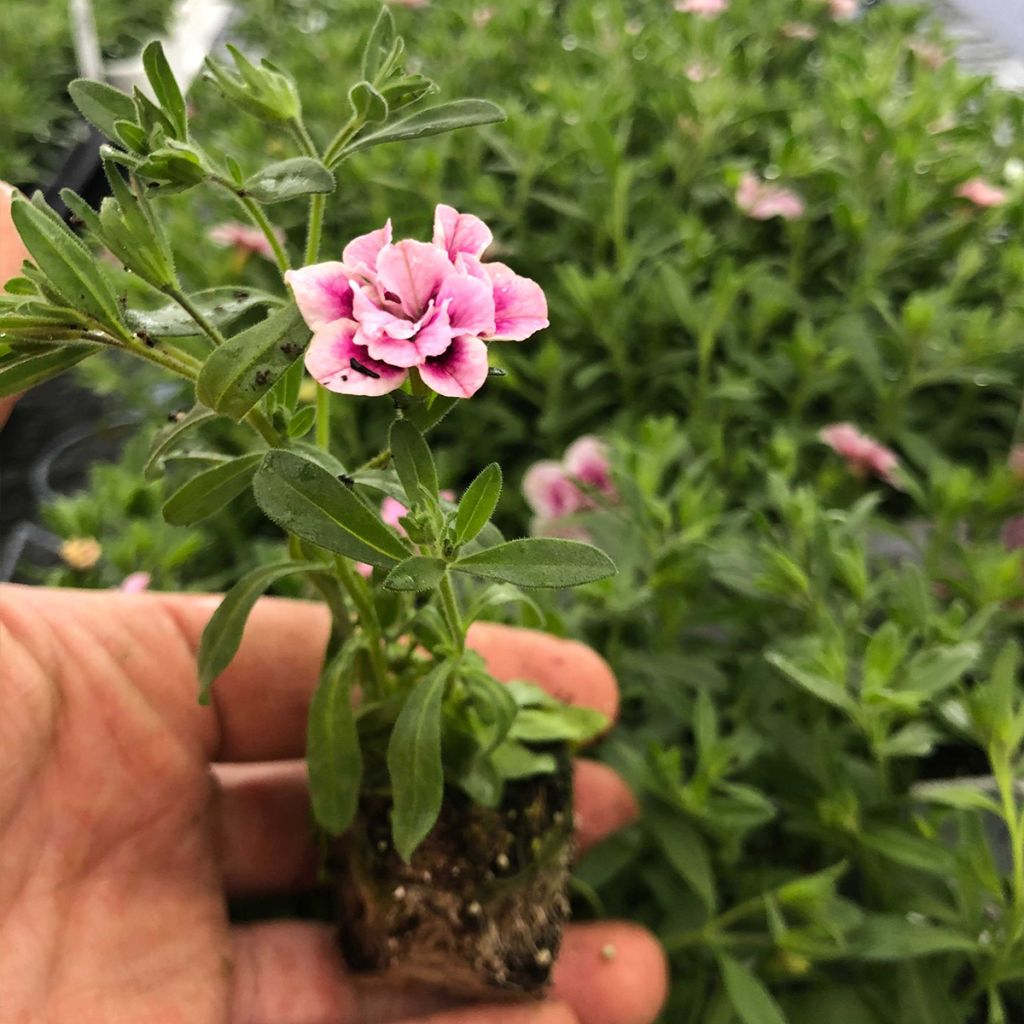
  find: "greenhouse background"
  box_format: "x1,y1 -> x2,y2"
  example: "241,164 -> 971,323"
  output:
5,0 -> 1024,1021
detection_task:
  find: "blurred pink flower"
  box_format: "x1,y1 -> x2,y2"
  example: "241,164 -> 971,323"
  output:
208,221 -> 285,262
685,63 -> 711,82
824,0 -> 857,19
736,172 -> 805,221
908,40 -> 947,69
1002,517 -> 1024,552
782,22 -> 818,40
674,0 -> 728,17
288,204 -> 547,399
357,491 -> 455,576
956,177 -> 1007,208
1009,445 -> 1024,481
118,571 -> 152,594
472,6 -> 494,26
820,423 -> 901,486
565,435 -> 616,499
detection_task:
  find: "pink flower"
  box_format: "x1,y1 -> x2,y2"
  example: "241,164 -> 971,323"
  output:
1002,517 -> 1024,552
908,40 -> 947,69
820,423 -> 901,486
781,22 -> 818,40
674,0 -> 728,16
820,0 -> 857,19
685,63 -> 711,82
208,221 -> 285,262
1008,446 -> 1024,481
472,6 -> 494,27
523,436 -> 617,538
286,205 -> 548,400
956,177 -> 1008,208
118,571 -> 152,594
736,172 -> 805,221
564,435 -> 616,499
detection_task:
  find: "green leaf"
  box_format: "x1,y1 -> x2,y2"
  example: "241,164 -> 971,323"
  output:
719,956 -> 789,1024
860,826 -> 956,875
68,79 -> 137,140
647,803 -> 716,911
144,404 -> 218,481
851,914 -> 978,960
765,652 -> 854,713
286,405 -> 316,439
253,450 -> 412,567
244,158 -> 335,204
403,393 -> 458,433
125,288 -> 278,338
912,782 -> 1001,815
451,538 -> 615,589
308,639 -> 363,835
197,560 -> 324,702
455,463 -> 501,545
340,99 -> 506,160
197,302 -> 310,420
162,452 -> 263,526
390,418 -> 439,507
11,194 -> 123,331
349,81 -> 388,123
465,582 -> 544,626
361,5 -> 396,81
509,704 -> 607,743
0,346 -> 92,396
383,556 -> 446,592
387,664 -> 450,862
491,739 -> 557,779
899,643 -> 979,699
142,41 -> 188,139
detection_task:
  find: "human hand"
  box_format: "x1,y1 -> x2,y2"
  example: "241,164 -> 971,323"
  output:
0,585 -> 666,1024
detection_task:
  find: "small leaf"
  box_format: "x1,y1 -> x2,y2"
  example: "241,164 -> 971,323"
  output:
646,803 -> 716,911
899,643 -> 979,699
851,914 -> 978,960
451,538 -> 615,588
765,651 -> 854,713
455,463 -> 501,545
197,302 -> 310,421
286,405 -> 316,439
162,452 -> 263,525
349,81 -> 388,123
390,418 -> 439,507
403,393 -> 458,433
491,739 -> 557,779
509,704 -> 607,743
387,664 -> 450,862
142,41 -> 188,139
0,346 -> 92,396
361,5 -> 396,80
465,582 -> 543,626
383,556 -> 447,592
144,404 -> 218,481
860,826 -> 956,875
719,956 -> 789,1024
912,782 -> 1001,815
253,450 -> 412,567
197,560 -> 324,702
126,288 -> 278,338
68,79 -> 138,140
244,158 -> 335,204
308,639 -> 363,835
340,99 -> 506,161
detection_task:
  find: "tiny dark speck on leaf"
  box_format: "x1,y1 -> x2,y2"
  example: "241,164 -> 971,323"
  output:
233,290 -> 248,300
254,369 -> 270,386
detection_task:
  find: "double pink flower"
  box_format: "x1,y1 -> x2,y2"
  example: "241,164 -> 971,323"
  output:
819,423 -> 901,486
285,205 -> 548,399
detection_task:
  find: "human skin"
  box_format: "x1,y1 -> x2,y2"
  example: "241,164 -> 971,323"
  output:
0,586 -> 667,1024
0,181 -> 26,427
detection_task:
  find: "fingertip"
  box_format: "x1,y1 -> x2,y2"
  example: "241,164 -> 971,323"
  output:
404,1001 -> 579,1024
573,761 -> 638,853
468,622 -> 619,721
554,923 -> 668,1024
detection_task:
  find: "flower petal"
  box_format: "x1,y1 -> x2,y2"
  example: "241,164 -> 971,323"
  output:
436,271 -> 495,336
483,262 -> 549,341
522,461 -> 585,518
418,334 -> 489,398
564,435 -> 616,497
432,204 -> 494,260
353,283 -> 419,341
304,319 -> 407,396
377,239 -> 454,319
285,262 -> 356,330
342,219 -> 393,275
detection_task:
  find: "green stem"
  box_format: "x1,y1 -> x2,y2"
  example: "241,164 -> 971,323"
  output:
334,555 -> 389,695
245,407 -> 281,447
126,339 -> 201,381
289,118 -> 319,158
323,115 -> 362,168
994,754 -> 1024,925
161,285 -> 228,347
439,572 -> 465,653
238,195 -> 290,274
305,193 -> 326,265
316,383 -> 331,451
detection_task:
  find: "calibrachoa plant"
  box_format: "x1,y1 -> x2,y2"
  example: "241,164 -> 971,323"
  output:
0,11 -> 616,996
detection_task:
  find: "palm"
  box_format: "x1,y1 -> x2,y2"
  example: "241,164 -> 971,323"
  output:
0,586 -> 664,1024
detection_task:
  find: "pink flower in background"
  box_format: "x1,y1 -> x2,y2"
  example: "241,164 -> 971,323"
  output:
208,221 -> 284,262
820,423 -> 901,486
1002,517 -> 1024,552
472,6 -> 494,27
824,0 -> 857,19
736,173 -> 805,221
118,571 -> 152,594
1008,445 -> 1024,481
781,22 -> 818,41
674,0 -> 728,17
523,436 -> 617,539
956,177 -> 1007,208
685,63 -> 712,82
287,204 -> 547,400
908,40 -> 947,69
358,492 -> 456,576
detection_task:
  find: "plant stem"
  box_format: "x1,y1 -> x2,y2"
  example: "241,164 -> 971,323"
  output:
334,555 -> 389,695
238,195 -> 290,274
316,383 -> 331,450
161,285 -> 228,347
305,193 -> 326,265
245,407 -> 281,447
994,753 -> 1024,926
439,572 -> 465,653
126,338 -> 201,381
323,115 -> 361,168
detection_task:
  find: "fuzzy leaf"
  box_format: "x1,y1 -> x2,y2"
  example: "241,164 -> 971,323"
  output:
308,640 -> 363,835
451,538 -> 615,589
253,450 -> 412,567
719,956 -> 789,1024
197,302 -> 310,420
388,664 -> 450,862
509,704 -> 607,743
144,404 -> 218,481
162,452 -> 263,525
244,158 -> 335,204
0,346 -> 92,396
142,41 -> 188,139
389,418 -> 439,507
126,288 -> 278,338
349,81 -> 388,123
383,556 -> 447,592
455,463 -> 501,545
68,79 -> 137,140
197,560 -> 324,702
361,6 -> 396,81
